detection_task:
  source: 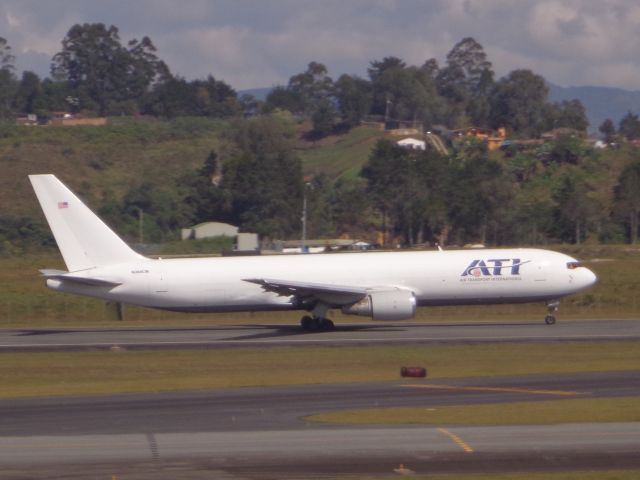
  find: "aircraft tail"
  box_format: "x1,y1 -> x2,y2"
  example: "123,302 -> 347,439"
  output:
29,174 -> 143,272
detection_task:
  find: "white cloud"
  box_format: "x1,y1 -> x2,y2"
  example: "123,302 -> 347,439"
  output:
1,0 -> 639,90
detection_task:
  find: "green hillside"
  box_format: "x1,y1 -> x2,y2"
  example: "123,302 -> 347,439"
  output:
0,118 -> 380,221
0,117 -> 230,218
296,125 -> 384,180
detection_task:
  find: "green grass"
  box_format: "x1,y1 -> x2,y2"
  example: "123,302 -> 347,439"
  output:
1,342 -> 638,398
307,396 -> 640,425
353,472 -> 640,480
297,125 -> 384,179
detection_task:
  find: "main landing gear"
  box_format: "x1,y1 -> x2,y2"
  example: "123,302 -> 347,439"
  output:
545,300 -> 559,325
300,315 -> 335,331
300,302 -> 335,331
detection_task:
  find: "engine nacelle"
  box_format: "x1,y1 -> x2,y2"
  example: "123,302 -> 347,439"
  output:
341,289 -> 416,321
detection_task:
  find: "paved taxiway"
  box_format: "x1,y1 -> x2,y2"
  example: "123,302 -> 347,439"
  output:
2,318 -> 640,351
2,371 -> 640,476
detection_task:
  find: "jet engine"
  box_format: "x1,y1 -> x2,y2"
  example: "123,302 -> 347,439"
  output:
342,289 -> 416,321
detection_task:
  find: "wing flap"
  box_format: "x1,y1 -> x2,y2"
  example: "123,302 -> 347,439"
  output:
243,278 -> 367,306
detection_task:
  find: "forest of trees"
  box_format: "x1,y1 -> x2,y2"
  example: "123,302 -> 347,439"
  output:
0,31 -> 611,136
2,26 -> 640,249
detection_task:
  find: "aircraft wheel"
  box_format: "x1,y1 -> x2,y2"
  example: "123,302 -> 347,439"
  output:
544,314 -> 556,325
301,315 -> 316,330
319,318 -> 335,331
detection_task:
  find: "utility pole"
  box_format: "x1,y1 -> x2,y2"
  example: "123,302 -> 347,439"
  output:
301,181 -> 312,253
137,208 -> 143,244
385,97 -> 391,126
301,188 -> 308,252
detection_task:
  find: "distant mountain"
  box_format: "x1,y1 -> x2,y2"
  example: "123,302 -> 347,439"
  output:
548,84 -> 640,133
238,87 -> 273,101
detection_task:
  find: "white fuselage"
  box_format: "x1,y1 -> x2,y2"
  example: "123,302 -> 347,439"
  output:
45,248 -> 597,315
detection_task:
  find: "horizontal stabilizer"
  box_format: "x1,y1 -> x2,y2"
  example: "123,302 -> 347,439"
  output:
40,269 -> 122,287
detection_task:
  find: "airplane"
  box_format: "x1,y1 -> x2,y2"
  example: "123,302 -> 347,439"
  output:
29,174 -> 597,330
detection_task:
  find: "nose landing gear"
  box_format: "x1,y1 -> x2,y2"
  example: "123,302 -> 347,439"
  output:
545,301 -> 559,325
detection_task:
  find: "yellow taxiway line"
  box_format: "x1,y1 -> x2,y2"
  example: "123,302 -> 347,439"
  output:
437,427 -> 474,453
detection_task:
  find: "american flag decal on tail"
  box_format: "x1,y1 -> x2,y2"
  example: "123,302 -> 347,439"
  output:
58,201 -> 68,209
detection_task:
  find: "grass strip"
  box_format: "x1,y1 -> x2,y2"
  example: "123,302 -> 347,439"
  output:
307,396 -> 640,426
0,341 -> 639,398
352,471 -> 640,480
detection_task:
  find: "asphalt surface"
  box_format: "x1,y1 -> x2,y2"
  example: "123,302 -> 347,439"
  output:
3,319 -> 640,477
2,371 -> 640,477
2,318 -> 640,351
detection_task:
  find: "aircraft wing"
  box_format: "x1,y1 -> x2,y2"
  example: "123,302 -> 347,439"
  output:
243,278 -> 367,306
40,269 -> 122,287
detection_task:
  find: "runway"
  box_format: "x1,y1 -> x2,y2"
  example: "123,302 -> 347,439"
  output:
2,318 -> 640,351
2,371 -> 640,477
3,320 -> 640,477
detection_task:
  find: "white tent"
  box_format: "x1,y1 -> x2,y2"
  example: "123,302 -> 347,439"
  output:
397,138 -> 426,150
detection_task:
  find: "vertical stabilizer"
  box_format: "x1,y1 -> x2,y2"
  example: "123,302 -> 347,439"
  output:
29,174 -> 143,271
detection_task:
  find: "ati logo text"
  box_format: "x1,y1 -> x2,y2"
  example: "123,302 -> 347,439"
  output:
461,259 -> 528,277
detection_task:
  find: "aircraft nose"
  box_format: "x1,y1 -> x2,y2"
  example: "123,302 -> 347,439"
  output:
581,267 -> 598,289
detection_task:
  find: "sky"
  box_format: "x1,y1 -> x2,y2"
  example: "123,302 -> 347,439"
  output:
2,0 -> 640,91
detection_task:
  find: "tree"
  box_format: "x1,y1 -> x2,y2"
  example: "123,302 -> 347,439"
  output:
52,23 -> 170,115
311,99 -> 337,137
618,111 -> 640,140
368,56 -> 406,115
408,148 -> 451,245
490,69 -> 549,137
545,135 -> 589,165
220,116 -> 303,238
334,74 -> 372,127
263,85 -> 304,113
599,118 -> 616,143
421,58 -> 439,79
176,150 -> 230,226
119,182 -> 187,242
0,68 -> 16,118
287,61 -> 334,115
143,76 -> 194,117
372,65 -> 441,126
552,168 -> 600,244
331,177 -> 372,236
367,56 -> 406,83
192,76 -> 239,117
361,140 -> 411,244
614,160 -> 640,243
142,75 -> 238,118
126,36 -> 171,99
0,37 -> 16,118
437,37 -> 494,127
446,141 -> 510,245
443,37 -> 493,96
0,37 -> 15,72
547,99 -> 589,132
13,71 -> 43,114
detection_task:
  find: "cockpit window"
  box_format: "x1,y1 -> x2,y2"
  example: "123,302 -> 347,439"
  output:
566,261 -> 582,269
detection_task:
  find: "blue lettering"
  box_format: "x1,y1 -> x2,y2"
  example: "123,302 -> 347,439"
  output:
462,259 -> 491,277
462,258 -> 527,277
511,259 -> 522,275
488,259 -> 509,275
